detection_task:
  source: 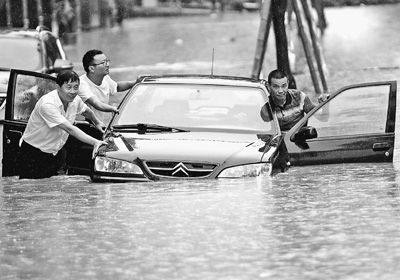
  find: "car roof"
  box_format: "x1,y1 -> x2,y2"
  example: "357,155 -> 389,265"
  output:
0,26 -> 54,40
138,75 -> 267,88
0,29 -> 39,39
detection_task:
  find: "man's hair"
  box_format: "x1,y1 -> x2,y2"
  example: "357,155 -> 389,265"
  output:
82,49 -> 103,73
267,69 -> 288,84
56,70 -> 80,87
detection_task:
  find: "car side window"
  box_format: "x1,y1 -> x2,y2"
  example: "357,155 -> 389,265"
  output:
13,75 -> 57,121
306,84 -> 390,137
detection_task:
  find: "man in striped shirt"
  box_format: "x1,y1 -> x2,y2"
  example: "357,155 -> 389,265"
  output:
265,69 -> 326,131
261,69 -> 328,172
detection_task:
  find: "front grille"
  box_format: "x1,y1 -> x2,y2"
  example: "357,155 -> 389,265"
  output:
145,161 -> 217,178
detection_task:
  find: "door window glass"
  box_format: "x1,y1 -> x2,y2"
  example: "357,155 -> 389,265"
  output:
306,85 -> 390,137
13,75 -> 57,121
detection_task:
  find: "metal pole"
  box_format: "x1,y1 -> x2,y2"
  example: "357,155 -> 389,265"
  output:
37,0 -> 44,26
75,0 -> 82,33
301,0 -> 328,93
272,0 -> 294,83
251,0 -> 272,79
22,0 -> 29,28
5,0 -> 11,27
291,0 -> 321,94
51,0 -> 59,36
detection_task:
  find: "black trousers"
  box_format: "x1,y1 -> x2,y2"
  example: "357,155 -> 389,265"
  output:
18,141 -> 65,179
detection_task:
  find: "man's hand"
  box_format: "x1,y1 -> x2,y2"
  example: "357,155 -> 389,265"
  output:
112,106 -> 119,114
94,121 -> 106,133
318,93 -> 330,103
92,140 -> 108,158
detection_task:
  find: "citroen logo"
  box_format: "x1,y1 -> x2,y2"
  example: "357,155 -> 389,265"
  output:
172,162 -> 189,177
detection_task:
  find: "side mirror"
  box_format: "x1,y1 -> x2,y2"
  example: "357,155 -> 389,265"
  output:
51,58 -> 74,73
291,126 -> 317,142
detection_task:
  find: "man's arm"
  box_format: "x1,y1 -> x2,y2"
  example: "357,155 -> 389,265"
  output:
85,95 -> 118,113
117,81 -> 135,92
303,92 -> 329,113
304,93 -> 330,122
58,121 -> 106,147
81,107 -> 106,132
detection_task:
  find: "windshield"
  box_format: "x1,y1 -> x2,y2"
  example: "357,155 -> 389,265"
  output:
0,37 -> 41,70
114,83 -> 277,134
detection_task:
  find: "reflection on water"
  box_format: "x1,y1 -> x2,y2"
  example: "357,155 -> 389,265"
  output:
2,163 -> 400,279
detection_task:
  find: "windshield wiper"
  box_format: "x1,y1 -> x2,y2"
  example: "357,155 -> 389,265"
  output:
111,123 -> 189,134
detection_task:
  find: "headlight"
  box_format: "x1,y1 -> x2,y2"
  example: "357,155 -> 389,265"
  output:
218,163 -> 271,178
94,157 -> 143,174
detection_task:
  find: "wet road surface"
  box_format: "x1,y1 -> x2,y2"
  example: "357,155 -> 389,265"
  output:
2,4 -> 400,279
2,163 -> 400,279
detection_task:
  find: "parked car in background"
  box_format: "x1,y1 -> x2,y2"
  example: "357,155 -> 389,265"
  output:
231,0 -> 261,11
2,70 -> 397,180
0,26 -> 73,75
0,25 -> 73,108
0,26 -> 73,117
242,0 -> 261,11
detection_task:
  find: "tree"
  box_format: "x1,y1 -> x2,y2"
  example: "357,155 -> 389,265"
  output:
271,0 -> 296,88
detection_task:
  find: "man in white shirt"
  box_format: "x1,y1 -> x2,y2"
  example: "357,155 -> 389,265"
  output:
19,70 -> 107,179
78,49 -> 135,124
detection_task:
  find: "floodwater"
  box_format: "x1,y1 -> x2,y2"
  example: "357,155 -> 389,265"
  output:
2,163 -> 400,279
2,4 -> 400,279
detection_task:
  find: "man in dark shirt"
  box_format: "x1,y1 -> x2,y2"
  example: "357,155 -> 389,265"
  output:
261,69 -> 327,131
260,69 -> 328,172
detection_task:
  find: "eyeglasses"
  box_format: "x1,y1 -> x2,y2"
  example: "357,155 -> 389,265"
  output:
92,59 -> 110,66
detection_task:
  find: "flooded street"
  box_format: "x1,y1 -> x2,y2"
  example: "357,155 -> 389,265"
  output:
2,163 -> 400,279
2,4 -> 400,279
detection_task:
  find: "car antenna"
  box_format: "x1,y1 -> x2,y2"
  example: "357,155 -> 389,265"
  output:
211,48 -> 215,76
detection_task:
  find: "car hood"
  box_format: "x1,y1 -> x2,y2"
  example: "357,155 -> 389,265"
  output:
101,131 -> 272,164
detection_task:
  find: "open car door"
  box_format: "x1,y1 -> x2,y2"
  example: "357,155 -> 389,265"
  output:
2,69 -> 100,177
2,69 -> 57,176
284,81 -> 396,166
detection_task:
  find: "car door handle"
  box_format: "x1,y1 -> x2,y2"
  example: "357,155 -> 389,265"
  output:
9,130 -> 23,136
372,142 -> 391,151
